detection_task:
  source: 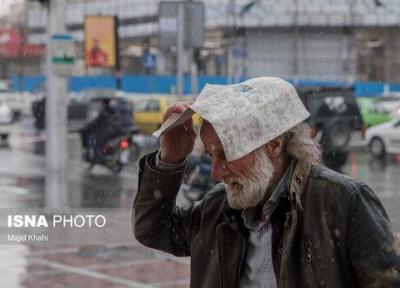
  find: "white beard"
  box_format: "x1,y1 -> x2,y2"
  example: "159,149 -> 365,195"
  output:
224,149 -> 275,209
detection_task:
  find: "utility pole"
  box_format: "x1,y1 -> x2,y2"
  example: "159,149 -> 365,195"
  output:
347,0 -> 356,83
45,0 -> 69,212
176,2 -> 184,97
227,0 -> 236,84
160,1 -> 203,96
189,47 -> 198,96
293,0 -> 299,84
187,0 -> 198,97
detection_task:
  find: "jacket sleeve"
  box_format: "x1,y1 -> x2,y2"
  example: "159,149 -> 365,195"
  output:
132,152 -> 203,257
348,184 -> 400,287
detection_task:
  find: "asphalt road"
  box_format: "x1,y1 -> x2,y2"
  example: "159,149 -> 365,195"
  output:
0,118 -> 399,288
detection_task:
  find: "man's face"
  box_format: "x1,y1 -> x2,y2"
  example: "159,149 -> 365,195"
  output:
200,122 -> 275,209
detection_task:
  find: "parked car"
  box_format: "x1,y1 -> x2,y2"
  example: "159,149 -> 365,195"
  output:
297,87 -> 364,171
69,89 -> 125,131
32,88 -> 123,131
358,95 -> 400,127
133,96 -> 177,134
365,117 -> 400,158
0,101 -> 14,143
0,81 -> 24,119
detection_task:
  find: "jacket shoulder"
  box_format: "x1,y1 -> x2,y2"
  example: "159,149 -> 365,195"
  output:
310,165 -> 362,193
192,183 -> 227,220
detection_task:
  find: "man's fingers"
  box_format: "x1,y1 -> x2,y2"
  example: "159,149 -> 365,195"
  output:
183,118 -> 196,138
182,102 -> 194,108
162,102 -> 192,122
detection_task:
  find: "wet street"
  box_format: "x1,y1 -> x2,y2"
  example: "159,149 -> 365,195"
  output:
0,118 -> 400,288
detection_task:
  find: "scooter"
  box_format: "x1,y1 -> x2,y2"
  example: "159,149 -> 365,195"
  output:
127,127 -> 141,162
181,154 -> 215,202
82,134 -> 132,174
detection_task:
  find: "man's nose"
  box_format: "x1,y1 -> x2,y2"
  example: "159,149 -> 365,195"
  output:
211,159 -> 229,182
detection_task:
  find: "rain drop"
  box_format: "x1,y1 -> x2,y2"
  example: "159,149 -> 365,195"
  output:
153,189 -> 161,199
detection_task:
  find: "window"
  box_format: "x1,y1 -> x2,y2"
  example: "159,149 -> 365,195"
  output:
134,100 -> 149,112
146,100 -> 161,112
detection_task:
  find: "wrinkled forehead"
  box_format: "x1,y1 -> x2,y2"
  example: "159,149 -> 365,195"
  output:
200,121 -> 223,150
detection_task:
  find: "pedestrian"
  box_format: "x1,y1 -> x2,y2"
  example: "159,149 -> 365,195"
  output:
133,77 -> 400,287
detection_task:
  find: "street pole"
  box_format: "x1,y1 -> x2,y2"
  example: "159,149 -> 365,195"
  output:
383,29 -> 391,83
190,48 -> 198,97
45,0 -> 69,212
293,0 -> 299,85
227,0 -> 236,84
348,0 -> 355,83
176,2 -> 184,97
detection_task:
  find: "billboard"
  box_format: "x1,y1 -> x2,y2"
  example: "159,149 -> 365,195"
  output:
84,16 -> 117,68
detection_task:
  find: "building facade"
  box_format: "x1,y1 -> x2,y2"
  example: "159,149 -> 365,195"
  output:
25,0 -> 400,82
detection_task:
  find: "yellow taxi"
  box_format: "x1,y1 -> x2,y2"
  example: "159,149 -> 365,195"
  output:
133,95 -> 201,134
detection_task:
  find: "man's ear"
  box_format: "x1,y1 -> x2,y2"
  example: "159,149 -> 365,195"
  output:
264,137 -> 285,159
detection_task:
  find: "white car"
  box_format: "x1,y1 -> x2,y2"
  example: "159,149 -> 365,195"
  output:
365,117 -> 400,158
0,101 -> 13,142
0,81 -> 37,117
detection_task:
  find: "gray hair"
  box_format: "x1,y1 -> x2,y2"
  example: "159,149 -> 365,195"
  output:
282,122 -> 322,165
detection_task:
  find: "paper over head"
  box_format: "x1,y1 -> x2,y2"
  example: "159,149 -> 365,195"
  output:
153,77 -> 310,161
152,109 -> 195,138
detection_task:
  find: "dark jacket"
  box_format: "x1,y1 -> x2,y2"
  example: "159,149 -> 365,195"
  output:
80,108 -> 124,148
133,152 -> 400,288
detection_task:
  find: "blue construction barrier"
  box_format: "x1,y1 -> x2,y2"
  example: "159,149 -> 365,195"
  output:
293,79 -> 350,88
389,83 -> 400,92
354,82 -> 385,97
10,75 -> 117,92
9,75 -> 400,97
11,75 -> 46,92
69,75 -> 117,91
121,75 -> 230,94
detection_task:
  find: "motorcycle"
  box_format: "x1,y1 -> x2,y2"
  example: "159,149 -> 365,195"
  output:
128,127 -> 141,162
181,154 -> 215,202
82,134 -> 132,174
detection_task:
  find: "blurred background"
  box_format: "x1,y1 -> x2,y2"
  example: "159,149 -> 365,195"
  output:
0,0 -> 400,287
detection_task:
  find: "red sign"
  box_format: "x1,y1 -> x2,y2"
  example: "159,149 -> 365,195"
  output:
0,29 -> 20,58
0,29 -> 45,58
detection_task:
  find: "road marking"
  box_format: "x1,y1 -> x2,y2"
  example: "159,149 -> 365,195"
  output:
28,242 -> 145,257
28,259 -> 169,277
29,247 -> 80,256
31,258 -> 155,288
85,258 -> 171,270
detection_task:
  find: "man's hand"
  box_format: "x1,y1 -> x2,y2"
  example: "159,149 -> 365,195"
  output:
159,103 -> 196,163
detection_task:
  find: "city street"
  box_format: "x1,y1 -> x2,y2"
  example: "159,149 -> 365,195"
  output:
0,0 -> 399,286
0,118 -> 400,288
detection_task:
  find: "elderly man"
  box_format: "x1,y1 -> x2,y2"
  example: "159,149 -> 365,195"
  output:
133,77 -> 400,288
